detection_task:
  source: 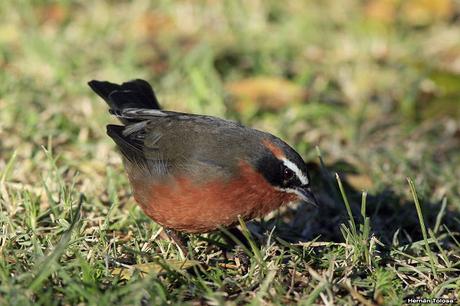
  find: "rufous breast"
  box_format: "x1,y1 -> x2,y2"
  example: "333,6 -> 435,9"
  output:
129,161 -> 297,233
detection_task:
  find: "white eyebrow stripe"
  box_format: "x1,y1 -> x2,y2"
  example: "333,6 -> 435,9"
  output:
281,158 -> 309,185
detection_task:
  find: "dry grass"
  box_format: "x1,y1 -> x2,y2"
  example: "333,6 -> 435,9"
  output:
1,1 -> 459,305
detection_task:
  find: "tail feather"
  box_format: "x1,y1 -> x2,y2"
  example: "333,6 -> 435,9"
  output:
90,79 -> 161,166
87,80 -> 120,104
108,90 -> 149,111
115,79 -> 159,108
88,79 -> 161,115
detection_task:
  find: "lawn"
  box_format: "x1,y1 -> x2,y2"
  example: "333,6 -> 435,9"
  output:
1,1 -> 459,305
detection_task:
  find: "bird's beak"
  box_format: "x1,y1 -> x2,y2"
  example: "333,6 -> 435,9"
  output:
296,186 -> 318,206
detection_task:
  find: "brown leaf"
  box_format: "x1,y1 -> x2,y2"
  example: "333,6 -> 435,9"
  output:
344,173 -> 374,191
36,4 -> 69,25
364,0 -> 397,24
225,77 -> 307,113
112,259 -> 200,280
365,0 -> 454,26
401,0 -> 454,26
131,11 -> 177,40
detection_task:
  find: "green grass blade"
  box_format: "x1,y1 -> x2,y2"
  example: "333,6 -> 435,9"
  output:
407,177 -> 439,280
336,173 -> 357,237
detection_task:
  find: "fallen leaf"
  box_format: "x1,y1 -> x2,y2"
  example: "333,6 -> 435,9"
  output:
344,173 -> 374,191
225,77 -> 307,113
401,0 -> 454,26
36,3 -> 69,25
430,46 -> 460,75
364,0 -> 397,24
131,11 -> 177,40
112,259 -> 200,280
364,0 -> 454,26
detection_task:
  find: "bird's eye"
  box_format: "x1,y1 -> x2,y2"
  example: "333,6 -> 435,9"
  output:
282,167 -> 295,181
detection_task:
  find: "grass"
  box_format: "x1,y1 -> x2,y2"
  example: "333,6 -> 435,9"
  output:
1,0 -> 460,305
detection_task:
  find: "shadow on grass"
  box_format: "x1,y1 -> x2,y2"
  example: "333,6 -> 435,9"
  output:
251,161 -> 459,246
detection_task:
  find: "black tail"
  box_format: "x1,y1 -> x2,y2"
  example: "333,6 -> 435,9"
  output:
88,79 -> 161,124
89,79 -> 161,166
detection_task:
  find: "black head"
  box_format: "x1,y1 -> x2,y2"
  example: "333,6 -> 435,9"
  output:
255,138 -> 317,205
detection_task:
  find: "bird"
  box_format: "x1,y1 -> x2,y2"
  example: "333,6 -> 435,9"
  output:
88,79 -> 317,236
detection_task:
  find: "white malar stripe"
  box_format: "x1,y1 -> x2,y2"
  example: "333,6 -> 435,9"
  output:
281,158 -> 309,185
274,187 -> 307,202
